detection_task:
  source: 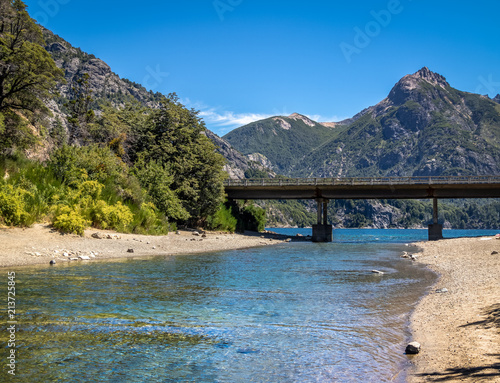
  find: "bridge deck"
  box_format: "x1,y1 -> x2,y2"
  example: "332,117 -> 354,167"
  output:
224,176 -> 500,200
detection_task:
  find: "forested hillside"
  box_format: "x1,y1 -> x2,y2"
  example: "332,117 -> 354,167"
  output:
0,0 -> 264,234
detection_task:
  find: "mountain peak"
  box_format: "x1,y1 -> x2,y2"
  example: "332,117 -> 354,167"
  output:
388,67 -> 450,105
493,94 -> 500,104
411,67 -> 449,87
288,113 -> 316,127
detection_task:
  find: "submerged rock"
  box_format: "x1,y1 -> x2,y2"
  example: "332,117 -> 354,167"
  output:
237,348 -> 260,354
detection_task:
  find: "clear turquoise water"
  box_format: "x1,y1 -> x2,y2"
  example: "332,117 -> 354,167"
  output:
7,229 -> 498,382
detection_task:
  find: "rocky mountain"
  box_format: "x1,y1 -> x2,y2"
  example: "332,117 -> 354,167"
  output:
297,67 -> 500,177
223,113 -> 342,175
39,28 -> 266,179
226,68 -> 500,178
203,130 -> 276,179
41,29 -> 163,126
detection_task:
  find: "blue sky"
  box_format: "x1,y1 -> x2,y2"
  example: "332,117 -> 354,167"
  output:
25,0 -> 500,136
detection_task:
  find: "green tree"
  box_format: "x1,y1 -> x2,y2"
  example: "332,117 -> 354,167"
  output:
133,93 -> 227,225
0,0 -> 65,151
132,156 -> 189,221
90,101 -> 149,161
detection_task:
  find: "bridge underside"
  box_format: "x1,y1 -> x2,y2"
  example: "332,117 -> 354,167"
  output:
225,185 -> 500,200
225,178 -> 500,242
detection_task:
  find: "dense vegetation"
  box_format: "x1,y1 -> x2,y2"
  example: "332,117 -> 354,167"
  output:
0,0 -> 264,235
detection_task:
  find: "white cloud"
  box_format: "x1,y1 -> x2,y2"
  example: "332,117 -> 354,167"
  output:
199,108 -> 273,127
182,98 -> 348,135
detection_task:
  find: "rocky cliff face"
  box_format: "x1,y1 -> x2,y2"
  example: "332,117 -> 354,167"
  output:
39,29 -> 269,178
43,29 -> 163,109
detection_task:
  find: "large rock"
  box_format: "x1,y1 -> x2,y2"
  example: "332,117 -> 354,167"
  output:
405,342 -> 421,354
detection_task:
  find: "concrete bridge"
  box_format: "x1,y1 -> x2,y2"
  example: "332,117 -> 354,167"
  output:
224,176 -> 500,242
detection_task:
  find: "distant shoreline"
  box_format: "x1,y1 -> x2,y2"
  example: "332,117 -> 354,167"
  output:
407,236 -> 500,382
0,224 -> 287,269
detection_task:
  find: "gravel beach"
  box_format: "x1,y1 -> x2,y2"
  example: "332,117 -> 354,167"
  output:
0,224 -> 284,268
408,236 -> 500,382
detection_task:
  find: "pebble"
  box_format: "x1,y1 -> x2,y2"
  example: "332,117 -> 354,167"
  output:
127,249 -> 134,253
405,342 -> 421,354
435,288 -> 449,293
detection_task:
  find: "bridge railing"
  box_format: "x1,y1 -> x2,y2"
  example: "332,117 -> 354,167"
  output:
224,175 -> 500,187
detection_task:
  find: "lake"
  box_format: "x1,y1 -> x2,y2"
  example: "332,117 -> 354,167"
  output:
8,229 -> 498,382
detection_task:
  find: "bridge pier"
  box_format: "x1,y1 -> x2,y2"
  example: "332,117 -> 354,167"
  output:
428,198 -> 443,241
313,198 -> 333,242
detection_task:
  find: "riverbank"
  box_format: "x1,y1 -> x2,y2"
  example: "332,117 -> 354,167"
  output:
408,236 -> 500,382
0,224 -> 285,268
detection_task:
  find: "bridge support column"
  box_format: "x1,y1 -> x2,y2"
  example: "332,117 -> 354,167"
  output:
313,198 -> 333,242
428,198 -> 443,241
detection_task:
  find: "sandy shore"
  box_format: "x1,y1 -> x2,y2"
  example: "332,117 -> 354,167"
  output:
0,224 -> 287,268
408,236 -> 500,382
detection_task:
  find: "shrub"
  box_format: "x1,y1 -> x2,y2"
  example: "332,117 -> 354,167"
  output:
52,207 -> 89,235
91,200 -> 133,231
206,204 -> 237,232
78,180 -> 103,200
131,202 -> 170,235
0,185 -> 29,226
240,204 -> 266,232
